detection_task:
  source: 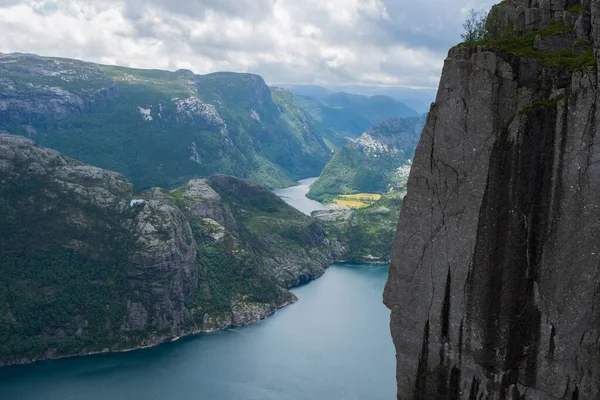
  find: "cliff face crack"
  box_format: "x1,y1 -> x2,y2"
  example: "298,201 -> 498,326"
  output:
441,268 -> 452,340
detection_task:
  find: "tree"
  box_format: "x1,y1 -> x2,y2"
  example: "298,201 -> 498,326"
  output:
461,9 -> 488,43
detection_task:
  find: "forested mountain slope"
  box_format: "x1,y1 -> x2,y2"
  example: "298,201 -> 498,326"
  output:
0,53 -> 332,189
0,134 -> 334,366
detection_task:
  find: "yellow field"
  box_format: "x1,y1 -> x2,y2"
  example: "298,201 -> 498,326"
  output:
331,193 -> 382,209
332,199 -> 370,208
339,193 -> 382,201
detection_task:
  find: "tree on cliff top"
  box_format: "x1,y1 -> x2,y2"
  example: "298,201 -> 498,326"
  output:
461,9 -> 488,43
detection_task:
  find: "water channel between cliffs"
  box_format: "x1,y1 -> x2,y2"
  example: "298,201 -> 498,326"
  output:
0,178 -> 395,400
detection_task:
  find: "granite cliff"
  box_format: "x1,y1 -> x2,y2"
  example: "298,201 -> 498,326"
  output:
384,1 -> 600,399
0,134 -> 333,366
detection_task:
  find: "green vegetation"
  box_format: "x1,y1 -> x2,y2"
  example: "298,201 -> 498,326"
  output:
324,192 -> 404,262
0,176 -> 135,360
0,139 -> 332,364
461,9 -> 488,44
458,10 -> 595,72
0,54 -> 333,190
566,5 -> 586,15
330,193 -> 382,209
308,116 -> 424,199
520,94 -> 567,115
189,218 -> 282,312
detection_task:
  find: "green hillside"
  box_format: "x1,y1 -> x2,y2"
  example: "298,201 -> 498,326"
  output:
308,116 -> 425,199
0,53 -> 333,190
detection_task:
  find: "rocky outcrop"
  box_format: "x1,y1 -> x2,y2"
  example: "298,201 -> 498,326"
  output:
0,134 -> 334,366
384,1 -> 600,399
358,116 -> 424,157
203,174 -> 334,287
0,53 -> 118,124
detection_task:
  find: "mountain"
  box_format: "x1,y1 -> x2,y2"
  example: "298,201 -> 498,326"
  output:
280,84 -> 437,113
308,116 -> 425,199
278,85 -> 332,99
290,90 -> 419,139
385,1 -> 600,399
0,134 -> 334,366
398,98 -> 429,114
0,53 -> 332,190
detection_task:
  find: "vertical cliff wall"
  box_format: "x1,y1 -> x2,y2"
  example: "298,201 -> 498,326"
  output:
384,1 -> 600,399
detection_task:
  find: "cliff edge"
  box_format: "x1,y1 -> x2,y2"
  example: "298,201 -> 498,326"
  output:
384,1 -> 600,399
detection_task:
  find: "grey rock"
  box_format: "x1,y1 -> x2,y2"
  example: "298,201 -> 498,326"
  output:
385,3 -> 600,398
0,53 -> 118,124
533,33 -> 575,52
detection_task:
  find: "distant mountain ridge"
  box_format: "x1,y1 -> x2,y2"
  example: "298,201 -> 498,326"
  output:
0,52 -> 333,189
291,90 -> 419,140
280,84 -> 435,113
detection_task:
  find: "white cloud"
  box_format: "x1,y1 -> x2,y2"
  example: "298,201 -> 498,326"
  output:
0,0 -> 497,88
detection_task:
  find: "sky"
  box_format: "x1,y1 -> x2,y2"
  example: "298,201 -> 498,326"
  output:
0,0 -> 496,89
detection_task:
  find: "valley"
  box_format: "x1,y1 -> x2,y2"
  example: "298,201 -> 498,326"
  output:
0,59 -> 418,367
0,169 -> 397,400
0,47 -> 424,399
3,0 -> 600,398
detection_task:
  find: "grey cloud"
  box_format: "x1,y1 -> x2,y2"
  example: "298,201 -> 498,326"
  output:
0,0 -> 500,88
383,0 -> 496,51
123,0 -> 273,21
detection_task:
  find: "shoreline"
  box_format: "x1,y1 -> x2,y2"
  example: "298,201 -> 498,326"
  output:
0,294 -> 300,369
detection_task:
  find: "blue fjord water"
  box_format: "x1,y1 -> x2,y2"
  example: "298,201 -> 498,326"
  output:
0,179 -> 396,400
273,177 -> 326,216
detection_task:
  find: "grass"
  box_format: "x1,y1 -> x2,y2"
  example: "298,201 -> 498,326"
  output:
566,5 -> 586,15
340,193 -> 382,201
331,193 -> 382,209
458,21 -> 596,72
333,199 -> 370,208
520,94 -> 567,115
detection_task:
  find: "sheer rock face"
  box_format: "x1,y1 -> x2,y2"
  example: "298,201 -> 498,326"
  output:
384,1 -> 600,399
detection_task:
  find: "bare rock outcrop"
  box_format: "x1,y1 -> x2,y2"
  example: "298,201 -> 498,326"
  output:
384,1 -> 600,399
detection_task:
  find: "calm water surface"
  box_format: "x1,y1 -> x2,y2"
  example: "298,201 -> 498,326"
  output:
0,264 -> 395,400
273,177 -> 326,215
0,177 -> 395,400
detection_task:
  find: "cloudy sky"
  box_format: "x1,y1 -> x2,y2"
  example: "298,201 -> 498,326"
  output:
0,0 -> 495,89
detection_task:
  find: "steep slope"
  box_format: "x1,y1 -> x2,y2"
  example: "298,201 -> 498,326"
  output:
0,53 -> 332,189
308,116 -> 425,199
0,134 -> 333,366
384,1 -> 600,399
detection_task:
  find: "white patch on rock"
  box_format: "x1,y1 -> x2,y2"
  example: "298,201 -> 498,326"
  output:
357,133 -> 398,154
202,218 -> 227,241
174,97 -> 230,140
250,109 -> 261,122
189,142 -> 201,164
138,107 -> 153,121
